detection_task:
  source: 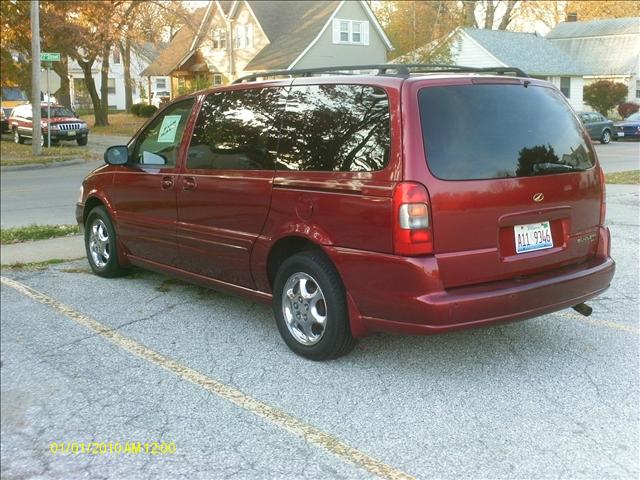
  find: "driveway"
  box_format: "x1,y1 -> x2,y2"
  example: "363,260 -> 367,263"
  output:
1,183 -> 638,479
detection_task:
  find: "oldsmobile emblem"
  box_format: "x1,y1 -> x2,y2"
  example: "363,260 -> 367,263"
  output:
532,192 -> 544,202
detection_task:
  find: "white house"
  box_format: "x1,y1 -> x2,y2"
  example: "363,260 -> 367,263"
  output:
547,17 -> 640,106
67,44 -> 170,111
443,28 -> 588,111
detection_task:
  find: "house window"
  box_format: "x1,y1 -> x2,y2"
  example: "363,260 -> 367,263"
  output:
560,77 -> 571,98
212,28 -> 226,50
333,19 -> 369,45
213,74 -> 223,86
339,21 -> 349,42
113,48 -> 120,64
235,24 -> 253,49
108,78 -> 116,95
156,78 -> 166,90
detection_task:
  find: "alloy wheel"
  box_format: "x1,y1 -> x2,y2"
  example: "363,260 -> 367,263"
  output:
89,219 -> 110,268
281,272 -> 327,345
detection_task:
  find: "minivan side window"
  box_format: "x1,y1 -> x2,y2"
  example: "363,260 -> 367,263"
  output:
187,87 -> 285,170
277,84 -> 390,172
132,99 -> 194,167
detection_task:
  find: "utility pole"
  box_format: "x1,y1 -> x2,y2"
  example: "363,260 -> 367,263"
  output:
31,0 -> 42,155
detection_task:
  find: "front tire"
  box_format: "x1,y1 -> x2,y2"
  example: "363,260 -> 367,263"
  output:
77,136 -> 88,146
84,206 -> 126,277
600,129 -> 611,144
13,128 -> 24,144
273,251 -> 356,360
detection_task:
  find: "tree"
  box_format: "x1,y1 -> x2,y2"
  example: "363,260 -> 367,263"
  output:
565,1 -> 640,21
584,81 -> 628,116
375,1 -> 525,61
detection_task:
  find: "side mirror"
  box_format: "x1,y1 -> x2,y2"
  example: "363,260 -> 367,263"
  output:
104,145 -> 129,165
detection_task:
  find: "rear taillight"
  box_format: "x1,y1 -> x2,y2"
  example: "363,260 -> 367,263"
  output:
393,182 -> 433,256
599,167 -> 606,225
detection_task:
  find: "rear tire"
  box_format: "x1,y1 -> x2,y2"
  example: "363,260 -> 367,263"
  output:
84,206 -> 126,278
600,129 -> 611,144
13,128 -> 24,144
273,251 -> 356,360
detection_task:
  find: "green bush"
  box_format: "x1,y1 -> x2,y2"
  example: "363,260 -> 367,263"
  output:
583,80 -> 628,116
131,103 -> 145,116
139,104 -> 158,117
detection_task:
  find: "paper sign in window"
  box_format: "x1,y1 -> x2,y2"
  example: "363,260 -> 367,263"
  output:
158,115 -> 182,143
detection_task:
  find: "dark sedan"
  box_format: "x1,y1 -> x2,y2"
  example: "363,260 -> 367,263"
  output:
578,111 -> 614,144
614,112 -> 640,140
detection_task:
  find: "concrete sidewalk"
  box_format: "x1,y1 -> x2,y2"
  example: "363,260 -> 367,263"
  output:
0,235 -> 85,265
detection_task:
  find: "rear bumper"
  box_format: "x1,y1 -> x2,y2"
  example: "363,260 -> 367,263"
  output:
326,227 -> 615,337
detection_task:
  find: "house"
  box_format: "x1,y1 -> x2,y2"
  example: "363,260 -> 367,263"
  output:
430,27 -> 588,111
67,43 -> 169,111
546,17 -> 640,105
141,0 -> 393,97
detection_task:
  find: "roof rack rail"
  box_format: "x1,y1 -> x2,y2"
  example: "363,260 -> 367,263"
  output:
233,64 -> 410,84
401,63 -> 530,78
232,63 -> 529,84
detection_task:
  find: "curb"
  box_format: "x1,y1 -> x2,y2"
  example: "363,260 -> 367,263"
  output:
1,158 -> 88,172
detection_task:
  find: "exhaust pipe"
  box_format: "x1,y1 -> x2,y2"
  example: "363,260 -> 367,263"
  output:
572,303 -> 592,317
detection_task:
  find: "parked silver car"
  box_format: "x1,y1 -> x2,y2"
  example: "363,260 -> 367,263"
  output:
577,111 -> 614,144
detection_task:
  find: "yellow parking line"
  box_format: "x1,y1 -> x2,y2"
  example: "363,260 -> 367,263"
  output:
555,310 -> 640,335
0,276 -> 415,480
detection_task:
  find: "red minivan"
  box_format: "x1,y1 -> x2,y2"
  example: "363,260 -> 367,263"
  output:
76,65 -> 615,360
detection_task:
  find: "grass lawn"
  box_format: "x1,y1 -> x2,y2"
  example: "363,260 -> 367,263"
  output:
0,140 -> 99,167
0,224 -> 80,244
80,112 -> 146,137
605,170 -> 640,184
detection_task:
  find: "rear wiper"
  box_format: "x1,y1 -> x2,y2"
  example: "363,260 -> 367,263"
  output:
533,163 -> 586,174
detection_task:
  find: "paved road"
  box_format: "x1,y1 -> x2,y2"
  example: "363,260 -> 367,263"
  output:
594,141 -> 639,174
1,138 -> 638,228
1,187 -> 638,479
0,135 -> 127,228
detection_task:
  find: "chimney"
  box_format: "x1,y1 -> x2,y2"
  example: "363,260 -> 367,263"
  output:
566,12 -> 578,22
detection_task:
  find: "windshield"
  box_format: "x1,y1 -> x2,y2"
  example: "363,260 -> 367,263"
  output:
2,87 -> 28,101
418,84 -> 595,180
626,112 -> 640,121
41,107 -> 75,118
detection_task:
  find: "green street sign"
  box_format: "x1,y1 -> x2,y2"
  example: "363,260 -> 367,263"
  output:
40,52 -> 61,62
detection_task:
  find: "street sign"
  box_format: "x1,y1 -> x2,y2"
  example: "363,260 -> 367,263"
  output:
40,52 -> 61,62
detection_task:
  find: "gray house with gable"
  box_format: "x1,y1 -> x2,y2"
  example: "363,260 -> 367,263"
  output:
143,0 -> 393,96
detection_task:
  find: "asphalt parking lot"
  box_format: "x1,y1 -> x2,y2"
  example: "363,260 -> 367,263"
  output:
1,184 -> 638,479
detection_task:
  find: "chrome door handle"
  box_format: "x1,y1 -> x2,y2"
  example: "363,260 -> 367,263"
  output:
161,177 -> 174,190
183,176 -> 197,191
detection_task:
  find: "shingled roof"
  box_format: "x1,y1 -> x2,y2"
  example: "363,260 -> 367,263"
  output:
142,0 -> 391,76
245,1 -> 340,71
546,17 -> 640,76
546,17 -> 640,39
462,28 -> 587,76
141,6 -> 211,76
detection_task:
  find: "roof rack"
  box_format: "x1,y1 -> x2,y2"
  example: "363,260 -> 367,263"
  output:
232,64 -> 529,84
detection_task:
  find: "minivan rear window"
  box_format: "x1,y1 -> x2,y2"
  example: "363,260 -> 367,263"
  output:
419,84 -> 595,180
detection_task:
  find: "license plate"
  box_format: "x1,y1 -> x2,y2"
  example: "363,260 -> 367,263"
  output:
514,221 -> 553,254
67,130 -> 76,136
617,132 -> 624,137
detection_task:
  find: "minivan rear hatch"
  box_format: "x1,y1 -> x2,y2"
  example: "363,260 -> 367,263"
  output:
414,79 -> 602,288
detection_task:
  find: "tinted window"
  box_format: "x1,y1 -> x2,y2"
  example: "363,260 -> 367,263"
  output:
277,84 -> 390,172
187,87 -> 284,170
419,84 -> 595,180
41,107 -> 75,118
132,99 -> 194,167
